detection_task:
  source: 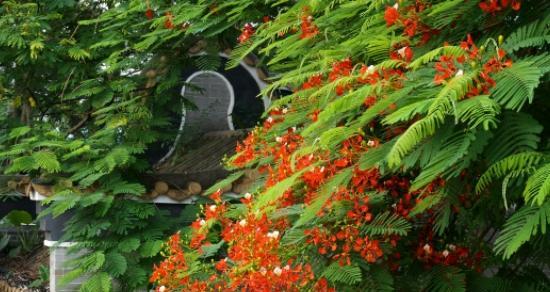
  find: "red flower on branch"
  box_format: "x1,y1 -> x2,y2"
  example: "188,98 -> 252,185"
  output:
300,15 -> 319,39
479,0 -> 521,13
145,9 -> 154,20
164,12 -> 174,29
238,23 -> 255,44
384,4 -> 400,27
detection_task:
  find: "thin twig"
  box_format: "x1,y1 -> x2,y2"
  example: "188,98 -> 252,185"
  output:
67,112 -> 91,134
60,67 -> 76,99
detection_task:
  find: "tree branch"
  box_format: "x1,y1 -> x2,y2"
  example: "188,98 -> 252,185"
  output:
68,112 -> 91,134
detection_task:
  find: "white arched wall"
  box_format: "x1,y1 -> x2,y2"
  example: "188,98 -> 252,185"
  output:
155,54 -> 269,167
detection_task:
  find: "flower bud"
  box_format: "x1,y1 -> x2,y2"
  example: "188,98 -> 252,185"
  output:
239,219 -> 247,227
267,230 -> 280,239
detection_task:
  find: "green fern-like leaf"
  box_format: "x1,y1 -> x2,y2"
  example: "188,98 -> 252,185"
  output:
427,266 -> 466,292
322,262 -> 363,285
80,272 -> 111,292
494,201 -> 550,259
67,46 -> 91,61
483,112 -> 543,164
104,252 -> 127,277
205,172 -> 246,197
139,240 -> 164,258
491,61 -> 544,111
523,163 -> 550,206
118,238 -> 140,253
200,240 -> 225,258
503,16 -> 550,53
434,201 -> 451,235
8,126 -> 31,139
253,165 -> 316,212
193,54 -> 222,71
411,192 -> 444,216
32,151 -> 61,172
387,115 -> 443,167
476,152 -> 544,194
111,182 -> 146,196
359,265 -> 394,292
361,211 -> 412,236
455,95 -> 500,130
81,251 -> 106,272
411,130 -> 476,190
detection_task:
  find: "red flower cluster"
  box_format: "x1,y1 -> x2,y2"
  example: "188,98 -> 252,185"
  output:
416,242 -> 483,269
479,0 -> 521,13
305,225 -> 383,265
145,0 -> 154,20
390,46 -> 414,62
150,233 -> 189,290
433,35 -> 512,98
340,135 -> 368,159
346,195 -> 373,224
358,64 -> 379,85
479,48 -> 512,88
328,58 -> 353,82
164,12 -> 174,29
145,8 -> 154,20
329,58 -> 353,95
384,4 -> 400,27
238,23 -> 255,44
302,74 -> 323,90
384,2 -> 431,39
300,13 -> 319,39
233,131 -> 258,167
220,213 -> 314,290
309,109 -> 320,121
266,128 -> 304,186
460,34 -> 479,59
352,167 -> 381,193
434,55 -> 459,84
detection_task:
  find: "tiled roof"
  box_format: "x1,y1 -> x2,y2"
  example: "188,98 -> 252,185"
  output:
147,130 -> 247,189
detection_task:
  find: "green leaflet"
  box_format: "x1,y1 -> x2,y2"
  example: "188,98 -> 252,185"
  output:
362,211 -> 412,236
491,61 -> 544,111
494,201 -> 550,259
503,15 -> 550,53
523,163 -> 550,206
203,170 -> 245,195
322,262 -> 362,285
253,164 -> 317,212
